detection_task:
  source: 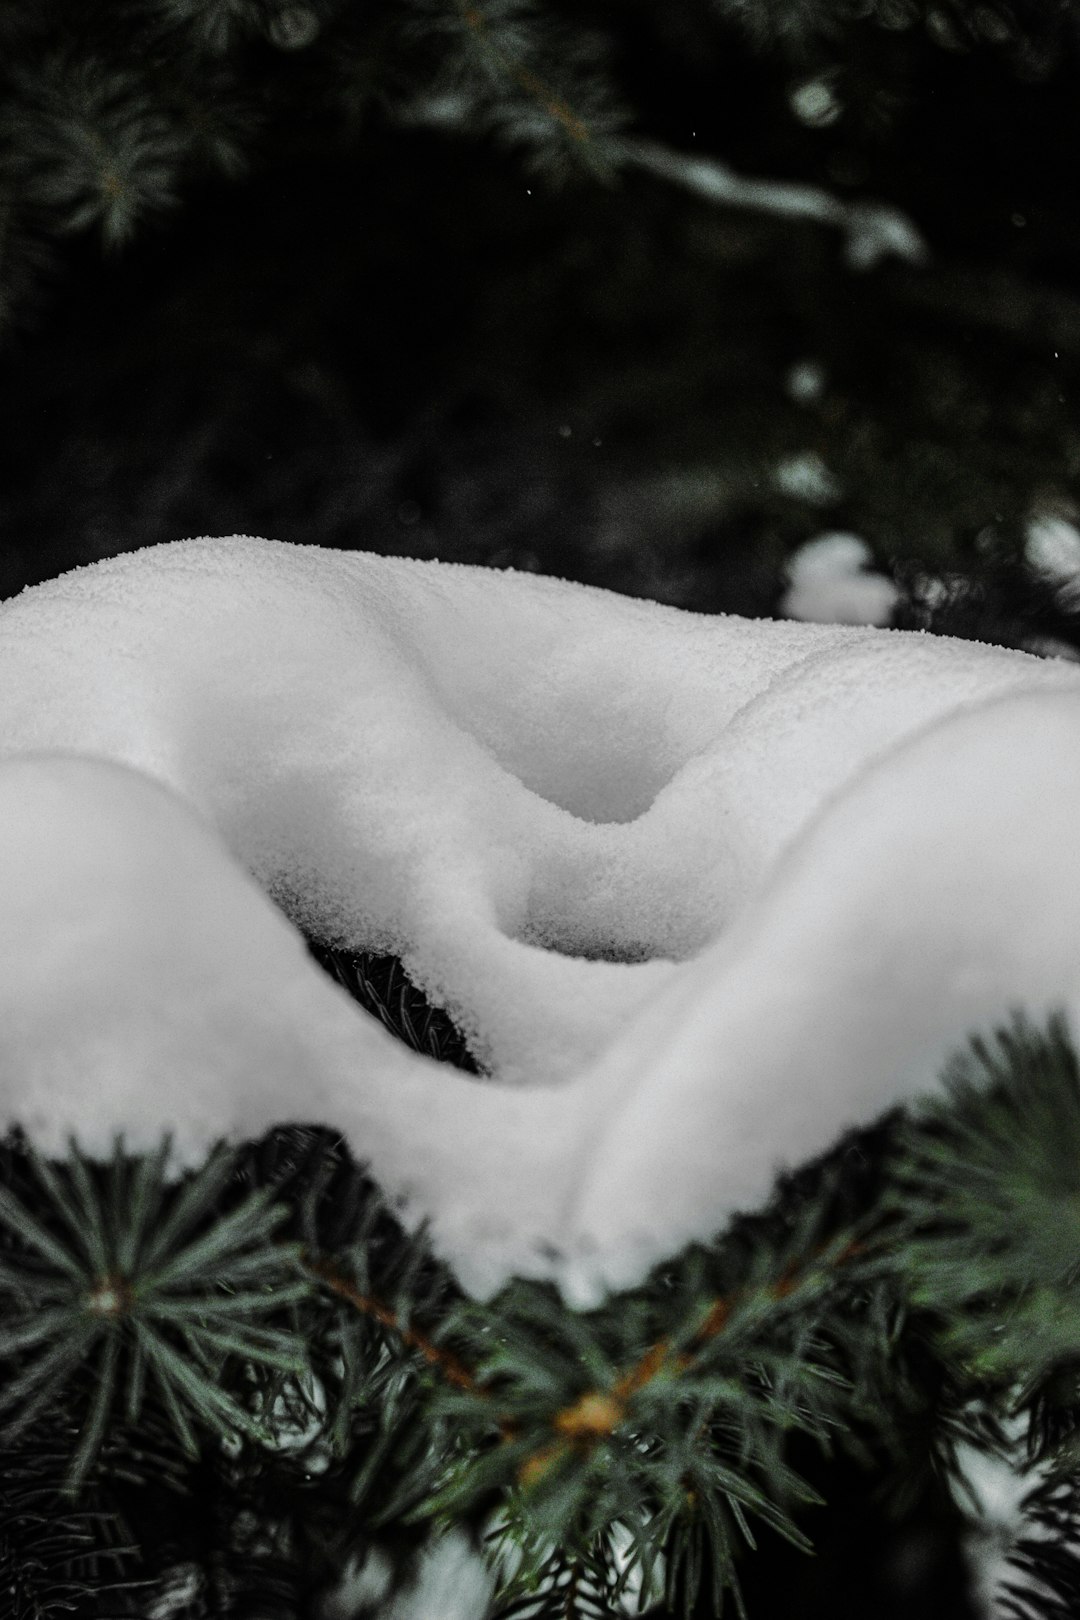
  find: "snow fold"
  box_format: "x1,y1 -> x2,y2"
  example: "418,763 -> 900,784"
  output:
0,535 -> 1078,1299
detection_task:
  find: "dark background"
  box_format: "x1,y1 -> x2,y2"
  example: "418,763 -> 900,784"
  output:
4,0 -> 1080,652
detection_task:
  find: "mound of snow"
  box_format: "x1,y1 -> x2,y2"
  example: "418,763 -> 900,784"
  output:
0,536 -> 1078,1298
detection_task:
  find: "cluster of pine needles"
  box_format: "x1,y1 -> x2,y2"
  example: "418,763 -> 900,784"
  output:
1,950 -> 1080,1618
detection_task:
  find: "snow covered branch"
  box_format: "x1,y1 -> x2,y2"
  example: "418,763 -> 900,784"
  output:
0,537 -> 1078,1303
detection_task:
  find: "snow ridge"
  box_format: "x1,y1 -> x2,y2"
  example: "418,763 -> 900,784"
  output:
0,535 -> 1078,1299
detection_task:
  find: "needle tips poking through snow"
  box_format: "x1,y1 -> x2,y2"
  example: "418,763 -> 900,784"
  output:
0,536 -> 1079,1298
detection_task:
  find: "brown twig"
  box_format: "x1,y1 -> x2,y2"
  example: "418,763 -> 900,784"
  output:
458,2 -> 591,144
305,1253 -> 476,1391
308,1234 -> 865,1492
514,1238 -> 865,1486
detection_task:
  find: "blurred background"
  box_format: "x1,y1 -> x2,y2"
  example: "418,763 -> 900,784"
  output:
2,2 -> 1080,1615
3,0 -> 1080,654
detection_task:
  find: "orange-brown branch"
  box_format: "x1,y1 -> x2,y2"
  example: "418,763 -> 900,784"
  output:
306,1254 -> 477,1391
458,1 -> 591,143
310,1233 -> 866,1491
513,1237 -> 866,1485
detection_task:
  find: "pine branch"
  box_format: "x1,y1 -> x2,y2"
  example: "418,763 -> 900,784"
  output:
305,1250 -> 477,1391
623,137 -> 924,271
882,1015 -> 1080,1619
444,0 -> 624,175
422,1199 -> 877,1615
6,1005 -> 1080,1614
309,943 -> 479,1071
886,1014 -> 1080,1394
0,1137 -> 314,1490
0,1411 -> 151,1620
3,50 -> 188,248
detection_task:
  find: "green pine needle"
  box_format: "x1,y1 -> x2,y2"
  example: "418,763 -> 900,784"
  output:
886,1013 -> 1080,1391
3,1009 -> 1080,1610
0,1136 -> 314,1489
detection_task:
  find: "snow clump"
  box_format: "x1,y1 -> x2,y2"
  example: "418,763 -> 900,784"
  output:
781,531 -> 899,626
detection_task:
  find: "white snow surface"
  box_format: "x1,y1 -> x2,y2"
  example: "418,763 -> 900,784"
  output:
1,536 -> 1079,1300
320,1533 -> 493,1620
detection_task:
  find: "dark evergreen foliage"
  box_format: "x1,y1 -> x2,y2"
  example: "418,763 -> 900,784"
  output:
4,0 -> 1080,617
1,974 -> 1079,1616
309,944 -> 479,1072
